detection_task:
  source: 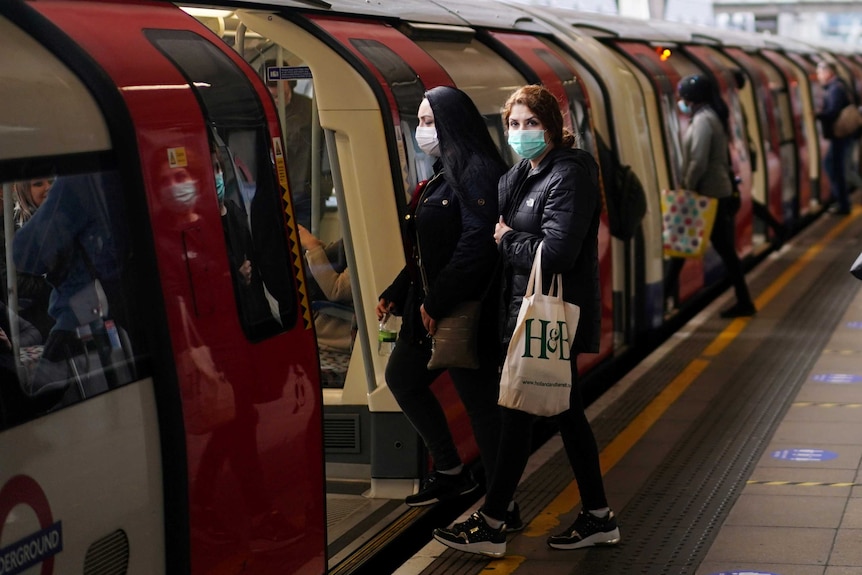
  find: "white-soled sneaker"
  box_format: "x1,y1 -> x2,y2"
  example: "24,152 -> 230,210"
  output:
433,512 -> 506,558
547,509 -> 621,550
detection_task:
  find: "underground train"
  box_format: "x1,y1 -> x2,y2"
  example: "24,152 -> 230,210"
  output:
0,0 -> 859,573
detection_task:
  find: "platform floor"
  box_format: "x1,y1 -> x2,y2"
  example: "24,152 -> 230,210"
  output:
394,206 -> 862,575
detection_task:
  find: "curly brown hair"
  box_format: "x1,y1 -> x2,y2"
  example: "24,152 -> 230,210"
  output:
501,85 -> 575,149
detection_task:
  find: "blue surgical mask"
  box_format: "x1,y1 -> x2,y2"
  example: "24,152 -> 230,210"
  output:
678,100 -> 692,115
508,130 -> 548,160
215,172 -> 225,202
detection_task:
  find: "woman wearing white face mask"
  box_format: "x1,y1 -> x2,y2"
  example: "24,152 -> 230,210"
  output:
375,86 -> 516,519
434,84 -> 619,557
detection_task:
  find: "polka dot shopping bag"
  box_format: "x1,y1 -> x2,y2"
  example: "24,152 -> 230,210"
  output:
660,189 -> 718,258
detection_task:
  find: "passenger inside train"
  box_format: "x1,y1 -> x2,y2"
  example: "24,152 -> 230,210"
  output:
12,170 -> 135,407
298,224 -> 355,386
12,178 -> 54,338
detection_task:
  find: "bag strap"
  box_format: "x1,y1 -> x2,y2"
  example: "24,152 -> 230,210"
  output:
525,242 -> 564,300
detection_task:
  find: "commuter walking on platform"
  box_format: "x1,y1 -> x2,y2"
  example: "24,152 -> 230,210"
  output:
665,74 -> 756,318
433,84 -> 619,557
816,61 -> 853,216
376,86 -> 513,517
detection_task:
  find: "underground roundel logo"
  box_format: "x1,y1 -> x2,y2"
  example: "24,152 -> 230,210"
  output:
0,475 -> 63,575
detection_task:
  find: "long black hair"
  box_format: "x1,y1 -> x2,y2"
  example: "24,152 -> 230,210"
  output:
425,86 -> 507,196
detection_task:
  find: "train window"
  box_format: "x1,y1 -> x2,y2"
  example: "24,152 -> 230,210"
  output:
2,169 -> 149,428
533,46 -> 597,157
146,30 -> 297,341
0,20 -> 151,427
350,38 -> 426,120
417,39 -> 525,119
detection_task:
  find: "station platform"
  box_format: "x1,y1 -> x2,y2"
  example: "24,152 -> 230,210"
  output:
393,205 -> 862,575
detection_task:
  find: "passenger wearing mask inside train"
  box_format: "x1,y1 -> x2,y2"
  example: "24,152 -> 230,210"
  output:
665,74 -> 756,319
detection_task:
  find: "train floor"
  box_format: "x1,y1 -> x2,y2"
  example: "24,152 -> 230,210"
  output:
390,204 -> 862,575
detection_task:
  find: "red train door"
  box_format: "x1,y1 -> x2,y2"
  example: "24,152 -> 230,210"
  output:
19,1 -> 325,573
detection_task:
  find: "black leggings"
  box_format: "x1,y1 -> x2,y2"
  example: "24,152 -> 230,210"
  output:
482,356 -> 608,521
666,196 -> 753,307
385,338 -> 502,482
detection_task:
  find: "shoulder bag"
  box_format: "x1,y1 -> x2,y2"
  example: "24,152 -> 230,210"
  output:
416,237 -> 484,371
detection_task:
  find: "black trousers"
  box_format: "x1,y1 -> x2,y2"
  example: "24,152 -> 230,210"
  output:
482,356 -> 608,520
666,196 -> 753,308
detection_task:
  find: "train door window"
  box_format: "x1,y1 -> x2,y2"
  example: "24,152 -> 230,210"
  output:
416,37 -> 527,164
146,29 -> 297,342
348,38 -> 430,188
533,45 -> 597,156
195,18 -> 356,387
0,18 -> 153,427
627,49 -> 686,190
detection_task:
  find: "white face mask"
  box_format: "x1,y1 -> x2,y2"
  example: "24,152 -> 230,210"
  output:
170,180 -> 197,207
415,126 -> 440,157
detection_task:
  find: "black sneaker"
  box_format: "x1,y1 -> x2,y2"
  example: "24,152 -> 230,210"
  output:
547,509 -> 621,550
433,512 -> 506,557
404,469 -> 478,507
505,501 -> 524,532
719,302 -> 756,319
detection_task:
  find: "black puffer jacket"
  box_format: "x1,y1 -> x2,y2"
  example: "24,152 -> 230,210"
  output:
498,147 -> 601,354
381,158 -> 501,355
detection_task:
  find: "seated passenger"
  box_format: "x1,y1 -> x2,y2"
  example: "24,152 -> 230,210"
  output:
0,299 -> 44,426
12,171 -> 129,404
298,225 -> 354,353
11,179 -> 55,337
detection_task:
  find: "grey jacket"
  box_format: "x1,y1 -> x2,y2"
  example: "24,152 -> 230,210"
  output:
682,106 -> 732,199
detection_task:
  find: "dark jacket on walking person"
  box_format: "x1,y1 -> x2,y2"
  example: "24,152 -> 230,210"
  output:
433,84 -> 620,558
376,86 -> 509,509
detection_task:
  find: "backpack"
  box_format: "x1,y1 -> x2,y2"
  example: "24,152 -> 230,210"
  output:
606,162 -> 647,241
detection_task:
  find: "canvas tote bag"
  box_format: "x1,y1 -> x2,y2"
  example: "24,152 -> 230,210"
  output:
498,243 -> 580,417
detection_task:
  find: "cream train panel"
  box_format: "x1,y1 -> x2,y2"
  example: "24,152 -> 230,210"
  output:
0,380 -> 164,573
237,10 -> 403,409
0,15 -> 111,158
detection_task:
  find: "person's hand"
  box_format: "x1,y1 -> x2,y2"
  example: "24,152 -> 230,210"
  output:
239,259 -> 252,285
376,298 -> 395,321
298,224 -> 324,251
420,304 -> 437,336
494,215 -> 512,244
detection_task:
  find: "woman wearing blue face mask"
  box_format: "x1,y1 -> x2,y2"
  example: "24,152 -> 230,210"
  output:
376,86 -> 514,516
434,84 -> 619,557
664,74 -> 755,318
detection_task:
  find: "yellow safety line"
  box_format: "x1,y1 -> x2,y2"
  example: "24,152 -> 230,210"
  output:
522,208 -> 860,543
479,556 -> 526,573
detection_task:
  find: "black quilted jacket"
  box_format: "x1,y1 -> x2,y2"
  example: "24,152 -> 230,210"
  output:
498,147 -> 602,354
